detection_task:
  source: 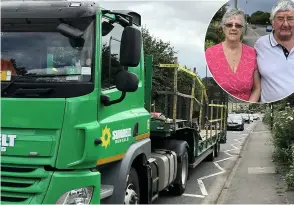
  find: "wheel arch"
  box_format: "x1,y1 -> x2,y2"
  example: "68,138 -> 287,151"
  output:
100,138 -> 151,204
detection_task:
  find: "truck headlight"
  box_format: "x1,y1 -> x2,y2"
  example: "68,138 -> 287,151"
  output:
56,186 -> 93,205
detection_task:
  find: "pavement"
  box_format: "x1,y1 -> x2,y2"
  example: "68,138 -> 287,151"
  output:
156,121 -> 258,204
216,121 -> 294,204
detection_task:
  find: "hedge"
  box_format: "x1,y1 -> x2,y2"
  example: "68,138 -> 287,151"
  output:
264,108 -> 294,189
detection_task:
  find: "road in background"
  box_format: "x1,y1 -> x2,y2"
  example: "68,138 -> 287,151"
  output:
156,120 -> 259,204
244,25 -> 270,47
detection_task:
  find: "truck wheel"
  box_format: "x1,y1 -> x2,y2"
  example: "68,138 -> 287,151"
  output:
124,167 -> 140,204
214,142 -> 220,157
169,148 -> 188,195
207,147 -> 215,161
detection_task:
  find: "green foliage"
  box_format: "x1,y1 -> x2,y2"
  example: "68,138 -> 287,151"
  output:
205,24 -> 225,46
142,27 -> 177,92
271,108 -> 294,188
245,14 -> 251,23
211,3 -> 229,22
285,148 -> 294,189
205,5 -> 227,49
250,11 -> 270,25
249,103 -> 266,112
205,40 -> 215,50
286,93 -> 294,106
142,27 -> 203,117
262,107 -> 272,125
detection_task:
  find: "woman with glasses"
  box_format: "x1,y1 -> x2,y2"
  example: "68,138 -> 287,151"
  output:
205,8 -> 261,102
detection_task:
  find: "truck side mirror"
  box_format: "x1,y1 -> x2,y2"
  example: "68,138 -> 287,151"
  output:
115,70 -> 139,92
101,70 -> 139,106
119,26 -> 142,67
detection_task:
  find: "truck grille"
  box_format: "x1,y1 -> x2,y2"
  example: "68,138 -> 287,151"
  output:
1,164 -> 51,204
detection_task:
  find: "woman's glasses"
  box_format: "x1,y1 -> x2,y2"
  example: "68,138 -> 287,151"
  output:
224,23 -> 243,29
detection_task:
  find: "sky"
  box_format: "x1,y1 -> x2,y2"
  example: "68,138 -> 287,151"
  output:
99,0 -> 282,78
229,0 -> 280,15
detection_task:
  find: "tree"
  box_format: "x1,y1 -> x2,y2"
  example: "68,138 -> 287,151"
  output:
245,14 -> 251,23
142,27 -> 203,118
205,3 -> 229,48
212,2 -> 230,22
205,40 -> 215,50
250,11 -> 270,25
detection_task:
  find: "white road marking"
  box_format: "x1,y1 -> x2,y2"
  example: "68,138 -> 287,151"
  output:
197,179 -> 208,195
183,122 -> 257,198
183,193 -> 205,198
247,28 -> 260,37
214,157 -> 234,163
223,151 -> 233,157
192,127 -> 250,197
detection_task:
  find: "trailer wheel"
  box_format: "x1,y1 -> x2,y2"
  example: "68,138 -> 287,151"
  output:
214,142 -> 220,157
124,167 -> 140,204
207,147 -> 215,161
169,148 -> 188,195
214,142 -> 218,157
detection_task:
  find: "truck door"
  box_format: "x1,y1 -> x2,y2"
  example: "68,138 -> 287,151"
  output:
96,16 -> 141,165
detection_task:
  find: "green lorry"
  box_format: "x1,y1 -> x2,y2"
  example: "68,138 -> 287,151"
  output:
1,1 -> 228,204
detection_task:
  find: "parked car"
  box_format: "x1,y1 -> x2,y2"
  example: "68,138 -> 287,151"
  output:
240,113 -> 250,124
266,25 -> 273,32
252,24 -> 256,29
253,114 -> 260,120
247,114 -> 254,122
227,114 -> 245,131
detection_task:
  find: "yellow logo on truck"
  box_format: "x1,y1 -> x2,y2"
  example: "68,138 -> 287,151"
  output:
101,126 -> 111,148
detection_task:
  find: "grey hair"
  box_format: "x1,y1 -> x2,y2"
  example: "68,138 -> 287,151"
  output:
270,0 -> 294,21
220,8 -> 246,28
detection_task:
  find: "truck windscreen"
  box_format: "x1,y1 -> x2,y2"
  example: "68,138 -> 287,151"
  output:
1,17 -> 95,83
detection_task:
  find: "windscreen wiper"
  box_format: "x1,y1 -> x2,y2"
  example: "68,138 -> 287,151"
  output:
1,73 -> 81,96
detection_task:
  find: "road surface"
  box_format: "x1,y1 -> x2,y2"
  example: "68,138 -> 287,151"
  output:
243,25 -> 270,47
155,120 -> 259,204
217,121 -> 294,204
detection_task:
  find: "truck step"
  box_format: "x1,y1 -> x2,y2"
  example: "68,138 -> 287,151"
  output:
153,177 -> 159,183
100,184 -> 114,200
189,148 -> 213,168
152,193 -> 159,202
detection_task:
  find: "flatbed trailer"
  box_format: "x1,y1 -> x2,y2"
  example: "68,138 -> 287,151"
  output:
144,56 -> 228,198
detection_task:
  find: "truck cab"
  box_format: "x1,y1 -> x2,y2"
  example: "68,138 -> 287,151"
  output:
1,1 -> 147,204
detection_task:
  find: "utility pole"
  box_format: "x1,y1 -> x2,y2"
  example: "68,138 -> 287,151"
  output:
234,0 -> 238,8
245,0 -> 248,23
270,103 -> 274,130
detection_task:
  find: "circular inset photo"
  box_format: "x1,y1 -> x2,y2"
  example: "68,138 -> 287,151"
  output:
204,0 -> 294,104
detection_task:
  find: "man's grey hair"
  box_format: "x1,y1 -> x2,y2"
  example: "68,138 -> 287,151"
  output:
220,8 -> 246,28
270,0 -> 294,21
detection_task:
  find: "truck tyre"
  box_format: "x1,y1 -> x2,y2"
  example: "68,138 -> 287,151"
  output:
207,147 -> 215,161
214,142 -> 220,157
169,148 -> 188,196
124,167 -> 140,204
